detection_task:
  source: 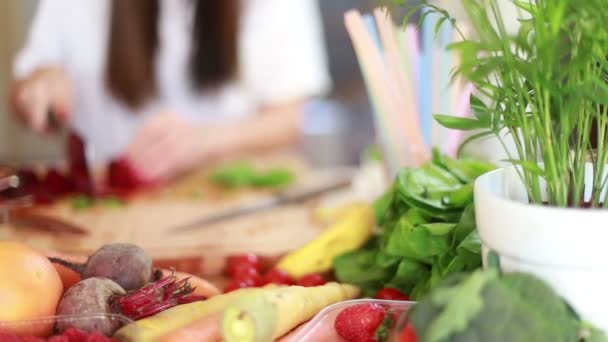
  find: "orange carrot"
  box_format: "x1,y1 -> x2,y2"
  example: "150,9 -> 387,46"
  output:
159,269 -> 221,298
156,313 -> 222,342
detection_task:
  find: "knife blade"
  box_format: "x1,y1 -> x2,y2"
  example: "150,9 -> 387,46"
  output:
0,175 -> 19,192
6,210 -> 89,236
169,175 -> 353,233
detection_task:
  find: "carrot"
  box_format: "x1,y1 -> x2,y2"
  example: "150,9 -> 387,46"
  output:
114,286 -> 276,342
44,251 -> 85,292
156,313 -> 222,342
221,282 -> 360,342
158,269 -> 220,299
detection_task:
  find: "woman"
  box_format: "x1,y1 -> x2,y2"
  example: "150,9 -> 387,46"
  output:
10,0 -> 331,182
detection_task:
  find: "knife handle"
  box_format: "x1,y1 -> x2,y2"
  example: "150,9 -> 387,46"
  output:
47,109 -> 61,132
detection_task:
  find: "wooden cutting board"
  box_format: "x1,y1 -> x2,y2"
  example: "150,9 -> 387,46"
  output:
0,153 -> 353,276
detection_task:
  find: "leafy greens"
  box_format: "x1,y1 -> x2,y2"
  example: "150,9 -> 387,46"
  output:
333,151 -> 495,299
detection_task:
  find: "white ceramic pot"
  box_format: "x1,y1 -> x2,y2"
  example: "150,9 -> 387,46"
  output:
474,164 -> 608,331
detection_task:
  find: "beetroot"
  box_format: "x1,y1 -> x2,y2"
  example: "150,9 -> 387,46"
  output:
55,275 -> 203,335
42,169 -> 73,196
67,132 -> 94,196
49,244 -> 152,291
107,159 -> 143,192
56,278 -> 126,336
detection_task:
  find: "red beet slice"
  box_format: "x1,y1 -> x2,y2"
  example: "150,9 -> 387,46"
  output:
67,132 -> 94,196
42,168 -> 74,196
108,159 -> 144,192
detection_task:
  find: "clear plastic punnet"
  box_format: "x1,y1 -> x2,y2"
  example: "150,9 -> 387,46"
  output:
288,298 -> 415,342
0,313 -> 136,341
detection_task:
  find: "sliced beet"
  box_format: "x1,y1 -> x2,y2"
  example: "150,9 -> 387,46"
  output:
42,168 -> 74,196
67,132 -> 94,196
108,159 -> 143,192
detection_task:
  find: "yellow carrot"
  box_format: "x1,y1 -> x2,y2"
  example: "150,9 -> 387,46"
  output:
114,286 -> 272,342
221,282 -> 360,342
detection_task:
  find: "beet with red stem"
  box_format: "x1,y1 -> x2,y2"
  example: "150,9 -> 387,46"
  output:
55,274 -> 205,335
49,243 -> 153,291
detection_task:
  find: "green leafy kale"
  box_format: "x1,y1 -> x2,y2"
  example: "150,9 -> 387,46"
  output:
333,151 -> 495,299
409,269 -> 588,342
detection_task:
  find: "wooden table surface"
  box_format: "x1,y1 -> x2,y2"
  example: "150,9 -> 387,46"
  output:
0,152 -> 354,276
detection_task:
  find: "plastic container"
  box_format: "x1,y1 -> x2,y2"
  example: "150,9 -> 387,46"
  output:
0,314 -> 136,340
288,299 -> 415,342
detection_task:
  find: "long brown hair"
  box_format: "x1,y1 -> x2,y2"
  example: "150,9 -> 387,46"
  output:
105,0 -> 240,109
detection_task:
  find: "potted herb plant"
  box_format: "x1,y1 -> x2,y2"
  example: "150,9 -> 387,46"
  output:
399,0 -> 608,331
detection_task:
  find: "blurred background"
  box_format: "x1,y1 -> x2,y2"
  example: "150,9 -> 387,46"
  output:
0,0 -> 421,167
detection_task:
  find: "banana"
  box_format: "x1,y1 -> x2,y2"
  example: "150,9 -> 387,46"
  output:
276,202 -> 375,278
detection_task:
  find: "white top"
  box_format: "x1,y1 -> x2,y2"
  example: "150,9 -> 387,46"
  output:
14,0 -> 331,163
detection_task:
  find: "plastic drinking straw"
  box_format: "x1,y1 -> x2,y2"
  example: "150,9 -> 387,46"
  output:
374,8 -> 428,167
403,25 -> 421,113
344,10 -> 400,176
420,8 -> 436,146
363,15 -> 382,50
439,20 -> 453,153
431,43 -> 443,149
445,83 -> 475,157
363,13 -> 407,169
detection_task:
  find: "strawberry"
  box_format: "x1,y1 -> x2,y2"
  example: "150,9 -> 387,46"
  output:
232,265 -> 264,287
48,335 -> 70,342
63,327 -> 88,342
226,254 -> 262,276
84,332 -> 116,342
262,269 -> 295,286
224,279 -> 253,293
397,323 -> 417,342
297,273 -> 327,287
376,287 -> 410,301
335,303 -> 394,342
0,332 -> 21,342
22,337 -> 46,342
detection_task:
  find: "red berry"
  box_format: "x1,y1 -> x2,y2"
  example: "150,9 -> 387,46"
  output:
335,303 -> 393,342
48,335 -> 70,342
297,273 -> 327,287
233,266 -> 263,287
23,337 -> 46,342
0,332 -> 21,342
84,332 -> 114,342
376,288 -> 410,301
226,254 -> 261,277
224,279 -> 256,293
263,269 -> 295,285
397,323 -> 417,342
63,327 -> 88,342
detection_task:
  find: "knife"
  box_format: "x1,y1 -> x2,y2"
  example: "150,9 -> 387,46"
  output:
169,175 -> 353,233
0,193 -> 84,235
0,175 -> 19,192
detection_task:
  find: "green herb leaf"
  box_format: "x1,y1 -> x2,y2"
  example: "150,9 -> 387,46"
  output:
433,115 -> 491,131
71,195 -> 93,210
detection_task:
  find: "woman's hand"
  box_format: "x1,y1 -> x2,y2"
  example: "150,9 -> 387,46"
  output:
124,111 -> 207,182
9,67 -> 72,134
